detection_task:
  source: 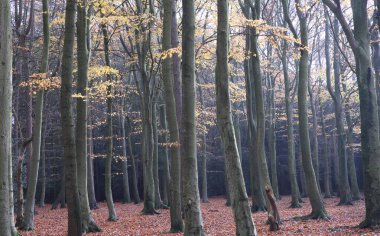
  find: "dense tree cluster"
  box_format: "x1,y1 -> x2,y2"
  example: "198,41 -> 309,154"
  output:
1,0 -> 380,235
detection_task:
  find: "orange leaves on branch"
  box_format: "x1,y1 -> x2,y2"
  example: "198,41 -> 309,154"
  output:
19,73 -> 61,93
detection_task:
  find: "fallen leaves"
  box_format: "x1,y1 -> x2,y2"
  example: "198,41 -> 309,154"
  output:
19,196 -> 380,235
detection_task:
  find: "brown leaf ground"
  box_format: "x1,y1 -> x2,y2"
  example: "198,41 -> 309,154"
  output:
20,196 -> 380,235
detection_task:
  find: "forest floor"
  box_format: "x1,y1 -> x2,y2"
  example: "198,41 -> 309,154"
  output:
19,196 -> 380,235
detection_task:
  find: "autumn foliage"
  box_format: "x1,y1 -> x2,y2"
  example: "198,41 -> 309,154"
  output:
18,196 -> 379,235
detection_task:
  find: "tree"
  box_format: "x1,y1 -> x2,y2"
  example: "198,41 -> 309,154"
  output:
101,21 -> 118,221
282,0 -> 328,219
323,0 -> 380,227
21,0 -> 49,228
0,0 -> 12,233
120,98 -> 132,204
215,0 -> 258,234
280,29 -> 302,207
76,0 -> 101,231
181,0 -> 205,234
325,16 -> 352,205
161,0 -> 183,231
60,0 -> 82,232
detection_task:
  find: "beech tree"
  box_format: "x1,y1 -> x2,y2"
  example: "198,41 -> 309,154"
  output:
215,0 -> 257,234
323,0 -> 380,227
181,0 -> 205,234
0,0 -> 12,234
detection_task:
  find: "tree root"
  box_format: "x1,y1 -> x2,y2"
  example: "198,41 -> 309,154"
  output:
83,218 -> 101,233
289,201 -> 302,209
359,219 -> 380,229
294,211 -> 330,221
251,204 -> 267,213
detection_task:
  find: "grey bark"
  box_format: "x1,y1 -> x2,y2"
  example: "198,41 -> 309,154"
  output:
181,0 -> 205,234
101,22 -> 117,221
121,98 -> 132,204
22,0 -> 49,228
0,0 -> 12,232
158,105 -> 170,206
87,111 -> 98,209
281,37 -> 301,207
323,0 -> 380,227
215,0 -> 258,234
344,108 -> 361,200
152,103 -> 162,209
76,0 -> 101,231
60,0 -> 83,232
326,17 -> 352,205
284,0 -> 328,218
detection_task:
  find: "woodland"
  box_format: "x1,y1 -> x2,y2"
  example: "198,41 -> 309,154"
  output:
1,0 -> 380,235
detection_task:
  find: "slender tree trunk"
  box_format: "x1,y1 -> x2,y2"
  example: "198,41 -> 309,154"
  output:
162,0 -> 183,231
328,18 -> 352,205
0,2 -> 12,232
87,111 -> 98,209
233,114 -> 242,162
182,0 -> 205,234
267,71 -> 280,200
332,131 -> 339,194
126,121 -> 140,204
51,170 -> 66,209
281,47 -> 301,208
323,0 -> 380,227
121,99 -> 131,204
22,0 -> 49,228
295,2 -> 327,218
319,103 -> 331,198
39,125 -> 46,207
197,79 -> 208,203
60,0 -> 82,232
344,109 -> 361,200
158,105 -> 170,206
250,2 -> 273,213
240,2 -> 266,210
281,37 -> 301,207
101,22 -> 117,221
308,86 -> 321,193
152,103 -> 162,209
76,1 -> 100,231
215,1 -> 258,234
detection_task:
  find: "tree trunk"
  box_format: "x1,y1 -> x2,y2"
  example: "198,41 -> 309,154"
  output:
215,0 -> 257,234
319,103 -> 331,198
295,2 -> 328,218
39,125 -> 46,207
240,2 -> 266,210
308,86 -> 321,193
101,23 -> 117,221
152,103 -> 162,209
22,0 -> 49,229
181,0 -> 205,234
76,1 -> 100,231
51,170 -> 66,209
121,98 -> 131,204
250,1 -> 273,212
0,1 -> 12,232
60,0 -> 82,232
127,122 -> 140,204
344,108 -> 361,200
327,17 -> 352,205
267,67 -> 280,200
332,131 -> 339,194
281,37 -> 301,207
323,0 -> 380,227
158,105 -> 170,206
162,0 -> 183,231
87,111 -> 98,209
